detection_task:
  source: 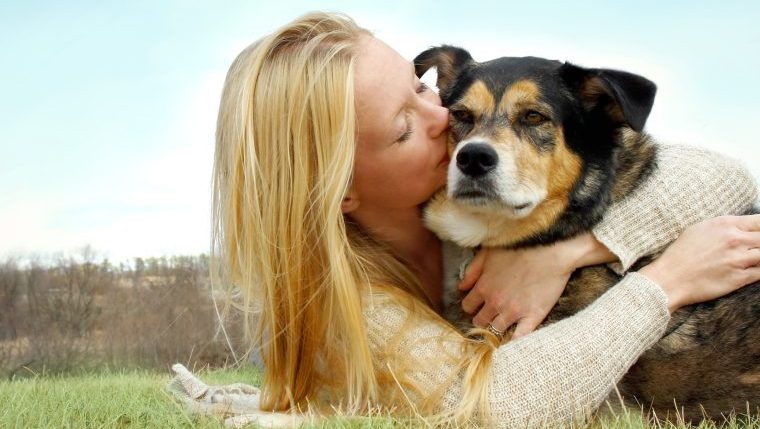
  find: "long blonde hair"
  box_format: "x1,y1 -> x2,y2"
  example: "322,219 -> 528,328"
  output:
211,11 -> 497,422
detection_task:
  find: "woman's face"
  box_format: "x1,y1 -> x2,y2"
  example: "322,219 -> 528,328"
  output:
348,36 -> 450,214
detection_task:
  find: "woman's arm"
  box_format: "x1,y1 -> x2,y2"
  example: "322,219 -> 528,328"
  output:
461,144 -> 758,335
459,232 -> 615,337
366,215 -> 760,428
365,273 -> 667,428
593,144 -> 757,272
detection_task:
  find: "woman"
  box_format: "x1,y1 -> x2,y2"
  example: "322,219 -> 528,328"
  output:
177,11 -> 760,427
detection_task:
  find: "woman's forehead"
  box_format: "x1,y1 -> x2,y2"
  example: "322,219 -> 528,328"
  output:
354,37 -> 412,127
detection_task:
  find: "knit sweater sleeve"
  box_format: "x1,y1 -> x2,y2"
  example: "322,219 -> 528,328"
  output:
592,144 -> 758,273
363,272 -> 670,428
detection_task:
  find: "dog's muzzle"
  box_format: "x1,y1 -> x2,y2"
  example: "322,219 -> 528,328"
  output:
456,142 -> 498,178
449,141 -> 543,217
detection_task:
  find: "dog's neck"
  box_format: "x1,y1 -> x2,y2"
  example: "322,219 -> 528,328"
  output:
606,128 -> 658,203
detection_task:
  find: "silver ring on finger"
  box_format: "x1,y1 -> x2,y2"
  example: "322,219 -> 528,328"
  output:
487,322 -> 506,339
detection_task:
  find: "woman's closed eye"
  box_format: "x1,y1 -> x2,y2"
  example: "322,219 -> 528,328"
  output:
395,82 -> 430,143
397,114 -> 413,143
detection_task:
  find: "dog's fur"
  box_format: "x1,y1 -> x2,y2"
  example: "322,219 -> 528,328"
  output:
415,45 -> 760,422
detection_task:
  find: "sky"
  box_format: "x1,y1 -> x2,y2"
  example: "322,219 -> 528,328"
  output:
1,0 -> 759,263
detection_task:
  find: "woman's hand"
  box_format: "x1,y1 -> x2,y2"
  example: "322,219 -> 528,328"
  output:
640,214 -> 760,312
460,232 -> 617,338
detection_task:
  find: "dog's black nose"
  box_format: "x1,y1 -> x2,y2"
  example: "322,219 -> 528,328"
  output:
456,143 -> 498,178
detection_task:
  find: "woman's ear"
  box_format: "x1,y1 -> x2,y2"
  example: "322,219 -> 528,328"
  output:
341,189 -> 360,214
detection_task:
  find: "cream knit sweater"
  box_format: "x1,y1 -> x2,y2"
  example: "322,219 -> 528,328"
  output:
169,144 -> 758,428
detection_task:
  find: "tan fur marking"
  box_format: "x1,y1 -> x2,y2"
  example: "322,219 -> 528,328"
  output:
655,320 -> 700,355
459,80 -> 496,118
484,138 -> 580,246
435,51 -> 458,88
511,129 -> 583,244
738,372 -> 760,385
498,79 -> 542,114
582,77 -> 624,123
546,129 -> 583,202
475,201 -> 567,247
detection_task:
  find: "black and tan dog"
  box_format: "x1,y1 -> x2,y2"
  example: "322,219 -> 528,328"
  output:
415,45 -> 760,421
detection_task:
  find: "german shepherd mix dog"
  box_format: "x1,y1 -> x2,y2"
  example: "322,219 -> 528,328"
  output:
414,46 -> 760,421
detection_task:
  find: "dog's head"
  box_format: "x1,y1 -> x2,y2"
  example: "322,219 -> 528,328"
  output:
416,46 -> 657,247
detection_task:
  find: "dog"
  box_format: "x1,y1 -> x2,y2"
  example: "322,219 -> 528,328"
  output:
414,45 -> 760,422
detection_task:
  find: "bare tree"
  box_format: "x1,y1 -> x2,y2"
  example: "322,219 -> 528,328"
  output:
0,258 -> 21,340
0,249 -> 240,376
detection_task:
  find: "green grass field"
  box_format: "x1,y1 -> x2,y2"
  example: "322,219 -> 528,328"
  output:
0,367 -> 262,428
1,368 -> 759,428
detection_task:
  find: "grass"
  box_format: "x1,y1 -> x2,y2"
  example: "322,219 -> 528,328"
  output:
0,366 -> 262,428
1,367 -> 760,428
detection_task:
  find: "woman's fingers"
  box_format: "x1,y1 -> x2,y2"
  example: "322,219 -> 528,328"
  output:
472,302 -> 498,327
489,311 -> 522,332
484,312 -> 539,339
459,249 -> 486,291
743,231 -> 760,249
461,287 -> 484,315
735,213 -> 760,232
740,265 -> 760,285
737,247 -> 760,269
644,214 -> 760,311
512,316 -> 541,339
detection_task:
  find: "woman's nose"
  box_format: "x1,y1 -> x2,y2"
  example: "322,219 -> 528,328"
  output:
422,93 -> 449,137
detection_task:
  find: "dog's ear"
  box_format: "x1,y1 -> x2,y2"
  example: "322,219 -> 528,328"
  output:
414,45 -> 474,92
560,63 -> 657,132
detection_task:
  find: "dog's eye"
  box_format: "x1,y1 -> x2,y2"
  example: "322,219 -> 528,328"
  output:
451,109 -> 473,124
523,111 -> 548,126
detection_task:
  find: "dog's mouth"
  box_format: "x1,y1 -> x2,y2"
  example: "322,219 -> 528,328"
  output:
450,179 -> 541,218
451,182 -> 497,204
452,186 -> 534,210
453,189 -> 495,201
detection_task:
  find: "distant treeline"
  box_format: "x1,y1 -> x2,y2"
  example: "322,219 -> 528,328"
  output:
0,247 -> 245,379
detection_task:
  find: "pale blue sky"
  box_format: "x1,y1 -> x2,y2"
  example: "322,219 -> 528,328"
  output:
2,1 -> 758,262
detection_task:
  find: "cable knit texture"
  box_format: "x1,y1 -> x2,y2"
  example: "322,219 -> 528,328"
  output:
167,144 -> 758,428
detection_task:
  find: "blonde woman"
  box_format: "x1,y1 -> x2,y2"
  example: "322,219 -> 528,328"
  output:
175,12 -> 760,428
